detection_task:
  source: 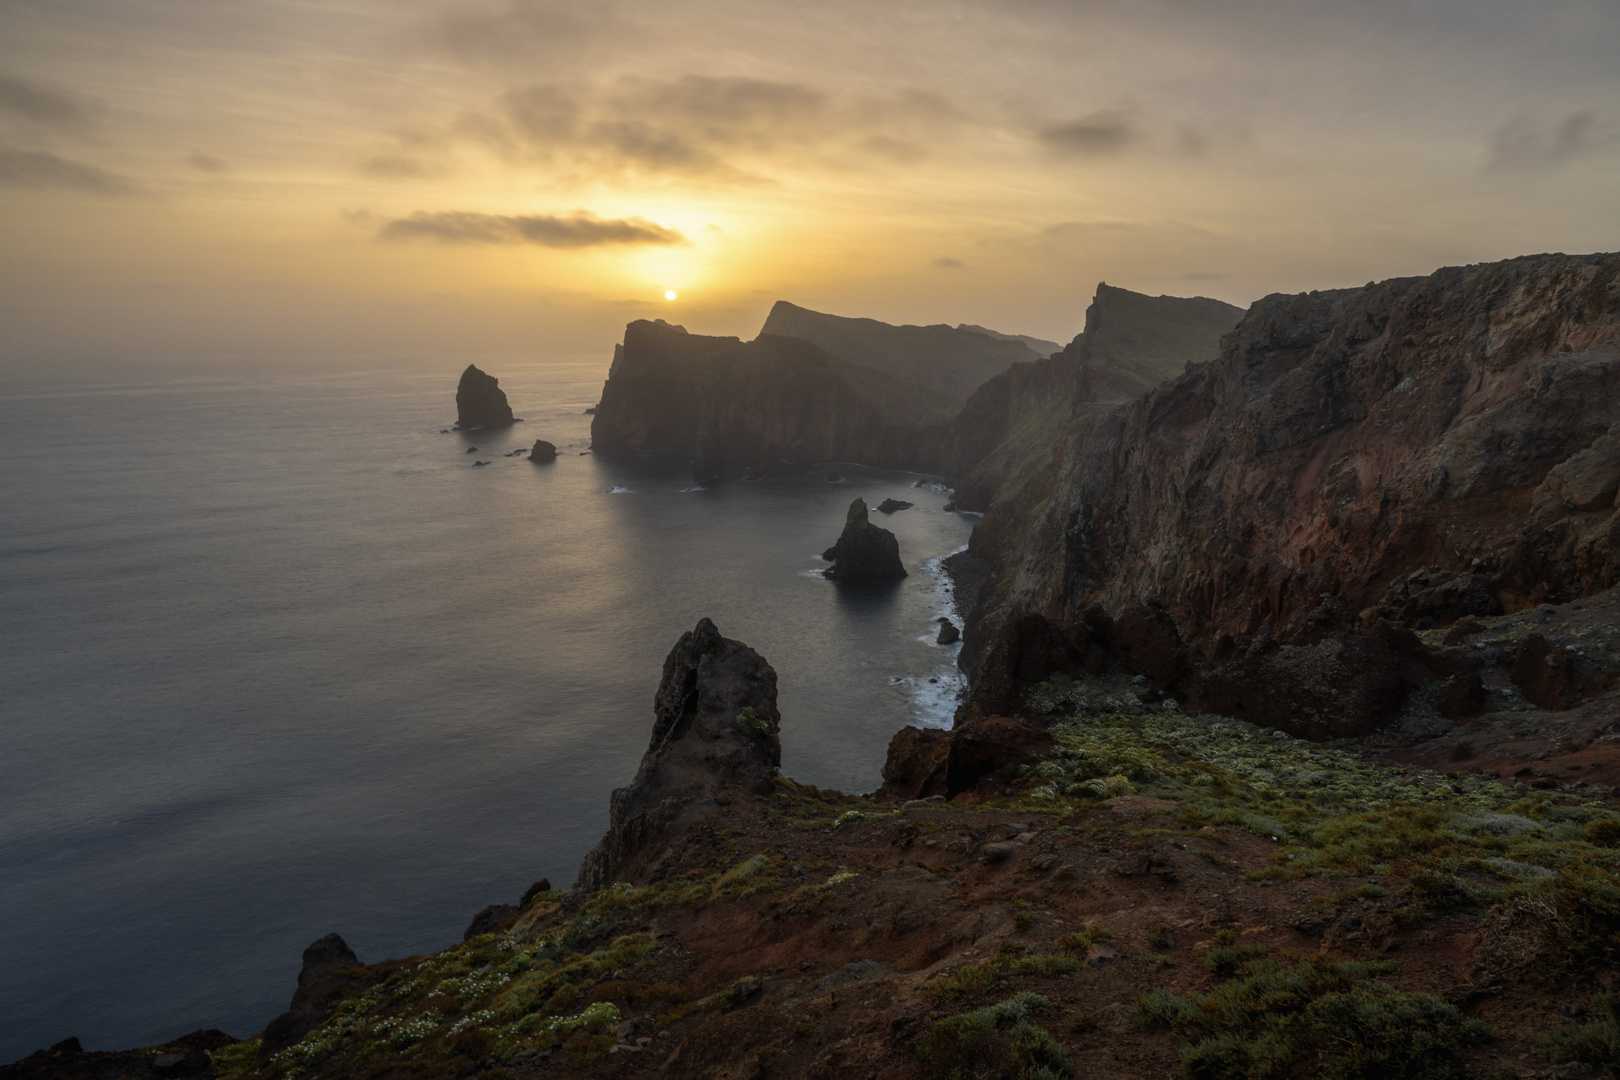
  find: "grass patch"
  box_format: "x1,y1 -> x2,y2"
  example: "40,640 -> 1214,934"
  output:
1135,956 -> 1490,1080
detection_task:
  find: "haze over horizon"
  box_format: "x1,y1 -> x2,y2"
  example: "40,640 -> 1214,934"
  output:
2,0 -> 1618,368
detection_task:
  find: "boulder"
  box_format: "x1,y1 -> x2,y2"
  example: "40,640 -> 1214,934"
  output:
576,619 -> 781,891
455,364 -> 515,429
937,618 -> 960,645
822,498 -> 907,582
879,726 -> 951,799
1379,566 -> 1503,627
944,714 -> 1055,793
876,498 -> 913,513
260,934 -> 367,1055
529,440 -> 557,463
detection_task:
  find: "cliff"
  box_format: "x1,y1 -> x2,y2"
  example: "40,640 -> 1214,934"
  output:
590,288 -> 1236,492
589,319 -> 946,474
946,286 -> 1241,510
758,301 -> 1043,412
455,365 -> 515,429
961,252 -> 1620,682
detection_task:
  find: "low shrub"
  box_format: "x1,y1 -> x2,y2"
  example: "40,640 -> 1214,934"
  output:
1542,990 -> 1620,1072
913,992 -> 1074,1080
1136,956 -> 1489,1080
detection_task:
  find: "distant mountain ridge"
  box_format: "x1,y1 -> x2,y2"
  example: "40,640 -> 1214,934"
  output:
758,301 -> 1044,418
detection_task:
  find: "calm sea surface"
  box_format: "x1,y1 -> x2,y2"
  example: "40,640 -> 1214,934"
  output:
0,356 -> 973,1062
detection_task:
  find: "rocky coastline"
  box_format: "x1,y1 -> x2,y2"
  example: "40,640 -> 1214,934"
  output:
13,250 -> 1620,1080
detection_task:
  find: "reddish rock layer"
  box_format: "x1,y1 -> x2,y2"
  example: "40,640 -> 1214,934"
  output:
967,253 -> 1620,674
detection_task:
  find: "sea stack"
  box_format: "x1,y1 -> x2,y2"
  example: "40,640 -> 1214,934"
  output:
529,439 -> 557,463
455,364 -> 515,429
576,618 -> 780,891
822,497 -> 907,581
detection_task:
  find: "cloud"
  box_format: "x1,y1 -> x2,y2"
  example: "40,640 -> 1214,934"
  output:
0,74 -> 97,130
376,210 -> 687,247
429,0 -> 630,70
464,75 -> 962,183
1039,109 -> 1140,156
0,148 -> 134,194
187,153 -> 228,173
932,256 -> 966,269
358,154 -> 435,179
1489,109 -> 1613,169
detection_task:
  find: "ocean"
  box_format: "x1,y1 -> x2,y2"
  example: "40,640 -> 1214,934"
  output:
0,355 -> 974,1062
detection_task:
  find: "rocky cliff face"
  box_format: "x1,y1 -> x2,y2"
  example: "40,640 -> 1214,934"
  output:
590,319 -> 944,472
590,288 -> 1233,497
964,253 -> 1620,681
455,364 -> 515,429
575,618 -> 780,891
759,301 -> 1042,412
949,286 -> 1241,511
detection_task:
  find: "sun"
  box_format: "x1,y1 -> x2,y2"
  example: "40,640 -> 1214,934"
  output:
664,290 -> 678,301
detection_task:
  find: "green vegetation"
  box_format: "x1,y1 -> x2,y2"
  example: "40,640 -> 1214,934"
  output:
1542,991 -> 1620,1072
208,1039 -> 261,1079
1136,956 -> 1490,1080
1012,702 -> 1620,963
913,992 -> 1074,1080
256,855 -> 796,1077
1201,929 -> 1269,976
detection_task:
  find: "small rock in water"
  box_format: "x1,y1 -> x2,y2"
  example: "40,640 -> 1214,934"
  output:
936,619 -> 960,645
943,501 -> 956,511
529,439 -> 558,463
472,461 -> 489,467
876,498 -> 913,513
465,446 -> 478,453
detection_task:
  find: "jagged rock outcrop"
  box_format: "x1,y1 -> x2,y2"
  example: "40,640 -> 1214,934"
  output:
822,499 -> 906,582
575,619 -> 780,892
259,934 -> 368,1056
528,439 -> 557,463
455,364 -> 515,429
963,253 -> 1620,685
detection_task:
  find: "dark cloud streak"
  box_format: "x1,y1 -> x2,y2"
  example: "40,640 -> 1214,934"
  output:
1489,109 -> 1612,169
377,210 -> 687,247
0,148 -> 134,194
0,74 -> 98,130
1039,109 -> 1139,155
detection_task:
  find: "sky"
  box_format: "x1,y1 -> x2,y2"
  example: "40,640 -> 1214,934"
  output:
1,0 -> 1618,365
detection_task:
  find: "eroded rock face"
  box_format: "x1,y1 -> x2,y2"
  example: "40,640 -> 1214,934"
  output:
575,618 -> 780,891
823,498 -> 906,582
955,606 -> 1488,739
455,364 -> 515,429
965,252 -> 1620,682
